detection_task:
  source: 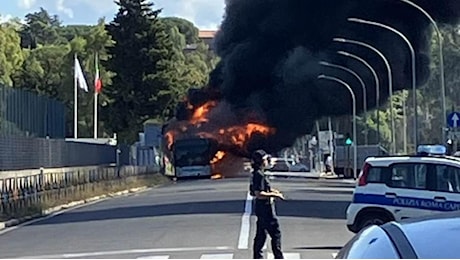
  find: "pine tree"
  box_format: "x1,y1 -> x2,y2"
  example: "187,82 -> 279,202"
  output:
104,0 -> 176,143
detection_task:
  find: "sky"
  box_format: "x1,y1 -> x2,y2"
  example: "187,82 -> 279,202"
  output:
0,0 -> 226,29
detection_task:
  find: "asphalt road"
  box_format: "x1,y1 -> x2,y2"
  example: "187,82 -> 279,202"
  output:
0,175 -> 356,259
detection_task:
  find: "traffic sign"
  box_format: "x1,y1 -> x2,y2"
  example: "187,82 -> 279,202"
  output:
345,133 -> 353,145
447,112 -> 460,128
345,138 -> 353,145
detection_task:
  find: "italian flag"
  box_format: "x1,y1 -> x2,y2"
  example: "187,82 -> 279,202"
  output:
94,53 -> 102,94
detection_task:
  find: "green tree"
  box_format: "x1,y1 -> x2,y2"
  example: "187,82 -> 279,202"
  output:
20,8 -> 64,48
77,18 -> 115,138
157,17 -> 219,118
58,24 -> 95,42
162,17 -> 199,44
104,0 -> 178,143
417,25 -> 460,146
13,14 -> 114,138
360,25 -> 460,152
57,20 -> 114,138
0,24 -> 25,86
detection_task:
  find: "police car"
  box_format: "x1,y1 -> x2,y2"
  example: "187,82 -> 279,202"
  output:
338,211 -> 460,258
346,145 -> 460,233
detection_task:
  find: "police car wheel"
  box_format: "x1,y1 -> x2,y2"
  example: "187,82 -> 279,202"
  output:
358,214 -> 388,230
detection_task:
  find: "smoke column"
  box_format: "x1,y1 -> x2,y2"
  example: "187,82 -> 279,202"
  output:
176,0 -> 460,155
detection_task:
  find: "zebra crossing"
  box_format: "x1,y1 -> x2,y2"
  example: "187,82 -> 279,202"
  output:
134,252 -> 303,259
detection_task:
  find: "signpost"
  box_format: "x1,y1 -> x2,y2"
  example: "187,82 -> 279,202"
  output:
447,112 -> 460,128
447,112 -> 460,153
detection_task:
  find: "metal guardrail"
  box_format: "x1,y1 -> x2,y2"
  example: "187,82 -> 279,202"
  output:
0,165 -> 159,219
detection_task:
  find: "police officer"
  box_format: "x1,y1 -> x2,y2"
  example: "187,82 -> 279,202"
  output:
250,150 -> 285,259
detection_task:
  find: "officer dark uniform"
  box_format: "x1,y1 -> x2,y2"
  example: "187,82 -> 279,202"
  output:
250,150 -> 284,259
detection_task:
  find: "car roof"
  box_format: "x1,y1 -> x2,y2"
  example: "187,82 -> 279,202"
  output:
341,212 -> 460,259
395,212 -> 460,258
337,225 -> 399,259
365,155 -> 460,167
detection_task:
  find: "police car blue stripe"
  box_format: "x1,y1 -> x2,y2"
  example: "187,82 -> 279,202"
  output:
353,193 -> 460,212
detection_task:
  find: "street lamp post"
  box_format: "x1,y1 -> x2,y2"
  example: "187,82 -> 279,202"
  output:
318,75 -> 357,179
398,0 -> 446,143
333,37 -> 396,154
337,51 -> 381,146
348,17 -> 418,150
319,61 -> 368,145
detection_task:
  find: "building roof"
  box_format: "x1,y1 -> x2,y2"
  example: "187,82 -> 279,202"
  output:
199,30 -> 217,39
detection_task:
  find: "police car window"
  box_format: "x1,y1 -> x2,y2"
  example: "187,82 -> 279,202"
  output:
366,167 -> 383,183
414,164 -> 427,188
434,165 -> 460,193
389,163 -> 427,189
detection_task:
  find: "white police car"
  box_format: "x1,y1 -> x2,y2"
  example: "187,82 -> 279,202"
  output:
346,145 -> 460,233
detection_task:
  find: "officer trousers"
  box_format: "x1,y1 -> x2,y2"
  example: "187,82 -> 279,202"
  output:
253,203 -> 283,259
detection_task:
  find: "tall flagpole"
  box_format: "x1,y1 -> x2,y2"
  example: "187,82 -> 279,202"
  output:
94,52 -> 101,139
74,53 -> 78,139
94,53 -> 99,139
94,90 -> 98,139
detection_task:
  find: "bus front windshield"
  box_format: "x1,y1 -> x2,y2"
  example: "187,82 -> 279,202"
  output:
174,144 -> 210,167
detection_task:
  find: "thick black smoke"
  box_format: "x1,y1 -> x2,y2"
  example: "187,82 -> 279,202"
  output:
177,0 -> 460,155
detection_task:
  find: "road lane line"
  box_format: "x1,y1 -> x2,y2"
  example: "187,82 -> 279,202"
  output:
136,255 -> 170,259
268,252 -> 301,259
200,253 -> 234,259
237,192 -> 253,249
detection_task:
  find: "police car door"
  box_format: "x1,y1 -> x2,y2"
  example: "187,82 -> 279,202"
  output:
428,163 -> 460,213
386,162 -> 432,220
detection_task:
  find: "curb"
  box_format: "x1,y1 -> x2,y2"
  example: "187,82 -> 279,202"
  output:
0,186 -> 150,231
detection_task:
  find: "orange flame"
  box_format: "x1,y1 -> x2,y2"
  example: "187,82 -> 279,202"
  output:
211,151 -> 226,164
222,123 -> 276,148
190,101 -> 217,124
211,173 -> 223,179
165,132 -> 174,149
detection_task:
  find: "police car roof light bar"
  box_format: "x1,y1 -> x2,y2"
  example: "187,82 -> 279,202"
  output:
417,145 -> 447,156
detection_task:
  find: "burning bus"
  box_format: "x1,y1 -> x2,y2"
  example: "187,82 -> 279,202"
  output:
161,135 -> 219,178
160,90 -> 276,179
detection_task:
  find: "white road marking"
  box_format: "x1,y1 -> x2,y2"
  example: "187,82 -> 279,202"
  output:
237,192 -> 253,249
268,252 -> 301,259
136,255 -> 170,259
18,246 -> 233,259
200,253 -> 234,259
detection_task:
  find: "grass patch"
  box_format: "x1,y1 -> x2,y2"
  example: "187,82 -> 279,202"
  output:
0,173 -> 171,222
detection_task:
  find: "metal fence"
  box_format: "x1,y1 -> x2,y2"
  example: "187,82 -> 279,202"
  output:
0,165 -> 160,219
0,85 -> 65,138
130,145 -> 160,166
0,136 -> 118,171
0,85 -> 127,170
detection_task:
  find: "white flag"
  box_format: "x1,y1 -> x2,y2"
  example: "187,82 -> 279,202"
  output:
74,56 -> 89,92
